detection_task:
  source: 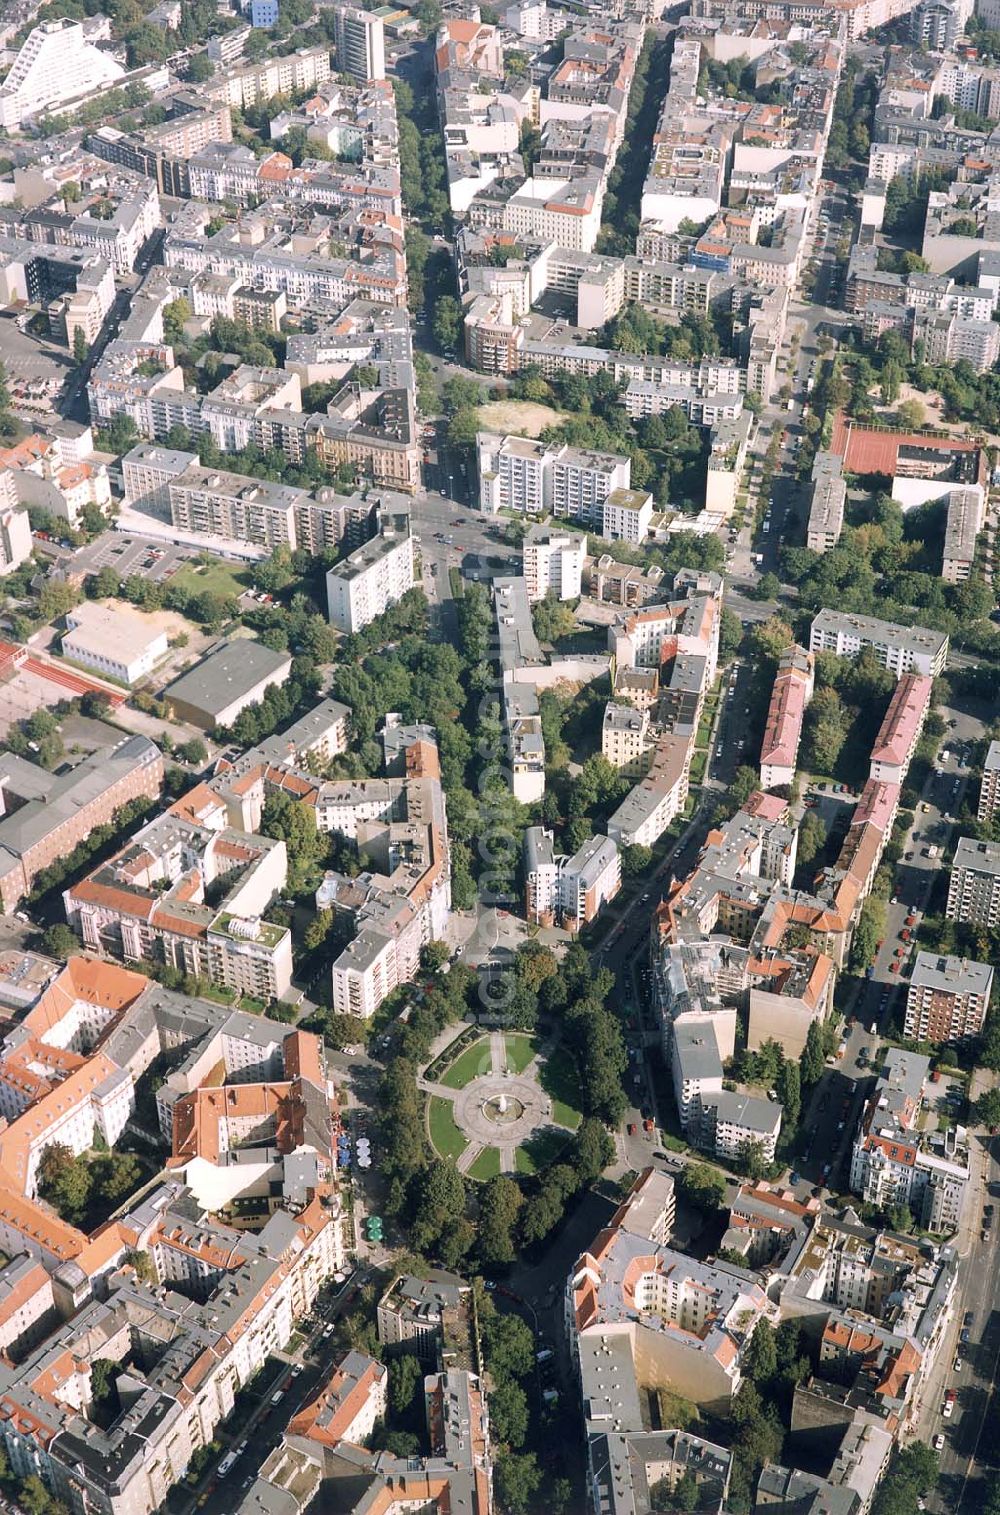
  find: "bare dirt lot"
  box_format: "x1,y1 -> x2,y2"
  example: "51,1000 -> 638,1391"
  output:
477,400 -> 570,437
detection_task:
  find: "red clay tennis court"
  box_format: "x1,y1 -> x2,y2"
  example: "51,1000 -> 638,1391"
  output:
830,413 -> 981,475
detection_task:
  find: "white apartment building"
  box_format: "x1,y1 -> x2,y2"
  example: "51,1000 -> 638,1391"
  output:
331,929 -> 398,1020
169,466 -> 304,550
62,602 -> 169,686
602,487 -> 654,544
524,828 -> 559,923
551,449 -> 631,527
946,837 -> 1000,928
979,740 -> 1000,823
522,524 -> 584,602
706,1091 -> 781,1164
204,46 -> 332,110
0,500 -> 33,577
502,177 -> 603,253
0,19 -> 125,130
333,4 -> 385,81
477,434 -> 630,525
122,444 -> 199,520
523,827 -> 620,929
809,610 -> 949,678
326,510 -> 415,633
559,834 -> 621,929
671,1017 -> 724,1136
478,434 -> 550,515
602,703 -> 651,777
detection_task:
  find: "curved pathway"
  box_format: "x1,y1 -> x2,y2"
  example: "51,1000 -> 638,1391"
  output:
421,1030 -> 567,1175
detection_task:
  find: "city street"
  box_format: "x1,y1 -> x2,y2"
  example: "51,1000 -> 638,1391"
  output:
176,1269 -> 372,1515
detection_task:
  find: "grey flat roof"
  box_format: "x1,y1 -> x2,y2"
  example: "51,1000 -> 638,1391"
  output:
953,835 -> 1000,878
164,640 -> 291,716
673,1020 -> 723,1082
709,1088 -> 781,1136
910,951 -> 994,997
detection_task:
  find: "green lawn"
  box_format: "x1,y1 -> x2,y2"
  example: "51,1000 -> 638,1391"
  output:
438,1037 -> 493,1090
504,1033 -> 537,1075
539,1047 -> 583,1130
516,1128 -> 571,1174
428,1096 -> 468,1160
468,1147 -> 502,1181
170,559 -> 251,600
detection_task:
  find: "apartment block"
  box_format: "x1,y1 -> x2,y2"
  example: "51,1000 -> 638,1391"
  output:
522,524 -> 584,603
979,741 -> 1000,824
672,1017 -> 725,1137
0,738 -> 163,914
317,738 -> 449,1021
904,952 -> 993,1042
806,453 -> 846,554
868,674 -> 932,786
65,788 -> 293,1002
0,496 -> 33,577
850,1048 -> 970,1233
809,610 -> 949,679
704,1090 -> 782,1165
602,486 -> 654,544
759,646 -> 814,791
602,703 -> 652,778
568,1167 -> 769,1413
169,465 -> 304,550
325,508 -> 414,633
377,1270 -> 471,1362
332,4 -> 385,80
946,837 -> 1000,929
122,443 -> 199,520
203,45 -> 332,110
0,18 -> 124,130
942,486 -> 986,584
523,827 -> 620,930
477,432 -> 631,527
0,1190 -> 342,1515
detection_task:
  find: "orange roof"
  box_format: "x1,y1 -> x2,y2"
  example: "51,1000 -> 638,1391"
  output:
69,876 -> 156,920
0,435 -> 53,470
0,1183 -> 86,1261
75,1223 -> 130,1278
0,1260 -> 51,1328
445,17 -> 484,41
0,1052 -> 122,1194
283,1030 -> 324,1085
168,783 -> 227,825
288,1357 -> 385,1446
22,957 -> 148,1039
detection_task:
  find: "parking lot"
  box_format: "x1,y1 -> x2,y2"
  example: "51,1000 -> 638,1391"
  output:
0,315 -> 75,415
70,531 -> 202,584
